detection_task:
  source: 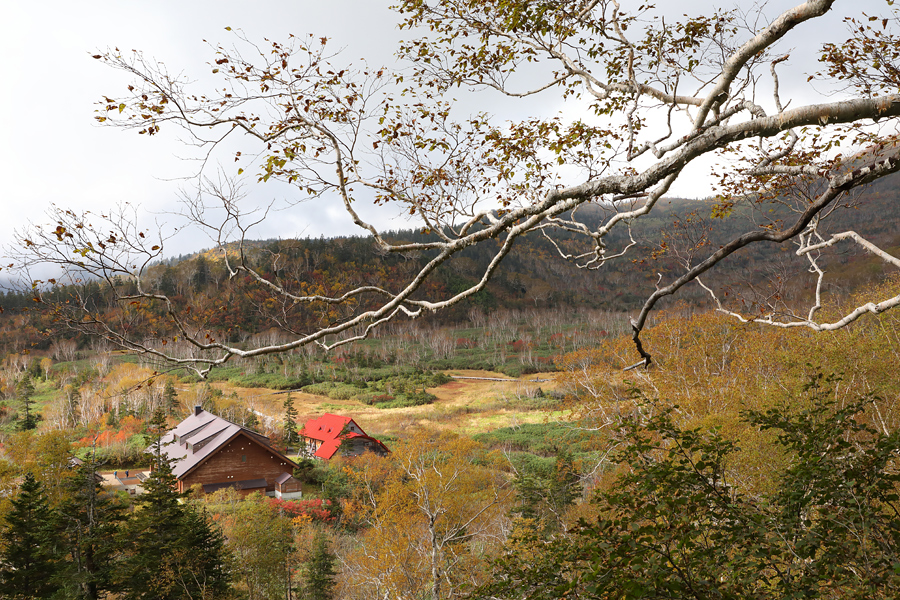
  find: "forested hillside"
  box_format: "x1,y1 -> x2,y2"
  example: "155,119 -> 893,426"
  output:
4,168 -> 899,356
3,275 -> 900,598
1,176 -> 899,598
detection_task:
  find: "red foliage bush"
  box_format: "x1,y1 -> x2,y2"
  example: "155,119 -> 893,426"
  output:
266,497 -> 336,523
455,337 -> 477,349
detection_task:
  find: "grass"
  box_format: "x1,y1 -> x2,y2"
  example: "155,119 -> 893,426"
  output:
25,320 -> 585,463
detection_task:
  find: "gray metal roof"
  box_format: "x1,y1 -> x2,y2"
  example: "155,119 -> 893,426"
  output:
275,471 -> 296,485
153,408 -> 290,479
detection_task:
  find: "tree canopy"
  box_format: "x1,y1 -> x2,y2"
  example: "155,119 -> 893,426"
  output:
483,383 -> 900,599
9,0 -> 900,371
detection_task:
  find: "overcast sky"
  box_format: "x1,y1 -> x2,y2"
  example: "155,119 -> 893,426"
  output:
1,0 -> 893,263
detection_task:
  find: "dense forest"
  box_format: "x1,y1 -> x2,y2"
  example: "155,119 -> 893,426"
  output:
4,169 -> 900,356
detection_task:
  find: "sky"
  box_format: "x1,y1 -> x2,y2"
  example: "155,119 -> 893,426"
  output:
0,0 -> 893,264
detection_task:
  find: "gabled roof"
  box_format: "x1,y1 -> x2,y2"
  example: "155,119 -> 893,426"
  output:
300,413 -> 357,442
275,472 -> 296,485
300,413 -> 390,459
156,408 -> 297,480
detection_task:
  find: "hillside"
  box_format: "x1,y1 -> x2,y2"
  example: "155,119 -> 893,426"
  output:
3,168 -> 900,356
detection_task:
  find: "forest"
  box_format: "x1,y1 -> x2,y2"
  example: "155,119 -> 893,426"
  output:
5,0 -> 900,598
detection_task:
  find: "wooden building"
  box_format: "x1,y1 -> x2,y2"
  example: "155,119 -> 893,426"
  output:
300,413 -> 390,460
156,406 -> 302,498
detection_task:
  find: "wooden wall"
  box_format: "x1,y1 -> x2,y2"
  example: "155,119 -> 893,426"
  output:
178,432 -> 295,493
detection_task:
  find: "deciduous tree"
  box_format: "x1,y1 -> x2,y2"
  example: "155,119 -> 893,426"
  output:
204,490 -> 293,600
483,381 -> 900,599
343,431 -> 510,600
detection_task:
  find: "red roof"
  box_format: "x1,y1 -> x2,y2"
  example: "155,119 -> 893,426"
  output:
300,413 -> 389,459
301,414 -> 355,442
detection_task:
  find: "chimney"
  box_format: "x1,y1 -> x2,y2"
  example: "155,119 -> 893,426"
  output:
194,405 -> 203,416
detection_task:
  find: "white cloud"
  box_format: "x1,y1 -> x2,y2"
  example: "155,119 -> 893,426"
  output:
0,0 -> 891,263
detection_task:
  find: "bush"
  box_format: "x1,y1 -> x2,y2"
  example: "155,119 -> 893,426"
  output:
474,422 -> 600,455
485,383 -> 900,599
374,390 -> 437,409
302,382 -> 361,400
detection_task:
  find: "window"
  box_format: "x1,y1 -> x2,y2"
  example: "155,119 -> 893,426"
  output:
241,455 -> 246,463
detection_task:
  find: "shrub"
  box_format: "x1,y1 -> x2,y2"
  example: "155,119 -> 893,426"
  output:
266,497 -> 336,523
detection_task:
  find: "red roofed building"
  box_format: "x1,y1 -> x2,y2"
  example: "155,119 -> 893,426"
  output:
155,406 -> 302,498
300,414 -> 390,460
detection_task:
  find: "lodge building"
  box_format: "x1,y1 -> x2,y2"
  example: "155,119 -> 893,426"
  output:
300,413 -> 390,460
155,406 -> 302,498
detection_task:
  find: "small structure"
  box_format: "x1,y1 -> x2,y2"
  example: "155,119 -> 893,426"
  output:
114,471 -> 148,496
274,472 -> 303,499
300,413 -> 390,460
154,406 -> 300,497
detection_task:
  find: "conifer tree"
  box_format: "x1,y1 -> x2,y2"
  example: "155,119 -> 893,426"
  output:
511,450 -> 582,534
117,409 -> 232,599
163,379 -> 179,416
57,457 -> 128,599
16,375 -> 37,431
0,472 -> 61,599
283,392 -> 298,448
302,532 -> 337,600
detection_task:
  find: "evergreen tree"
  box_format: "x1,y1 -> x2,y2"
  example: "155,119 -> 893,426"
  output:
117,409 -> 232,599
56,457 -> 128,599
0,473 -> 61,599
147,407 -> 169,470
193,255 -> 210,290
163,379 -> 179,416
283,392 -> 298,448
117,457 -> 232,599
547,450 -> 582,525
302,532 -> 337,600
16,375 -> 37,431
511,450 -> 581,534
64,384 -> 81,429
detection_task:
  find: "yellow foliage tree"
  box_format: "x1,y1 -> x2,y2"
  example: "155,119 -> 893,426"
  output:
342,430 -> 511,600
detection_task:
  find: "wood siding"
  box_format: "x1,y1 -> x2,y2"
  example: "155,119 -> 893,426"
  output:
177,432 -> 295,493
276,478 -> 303,494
